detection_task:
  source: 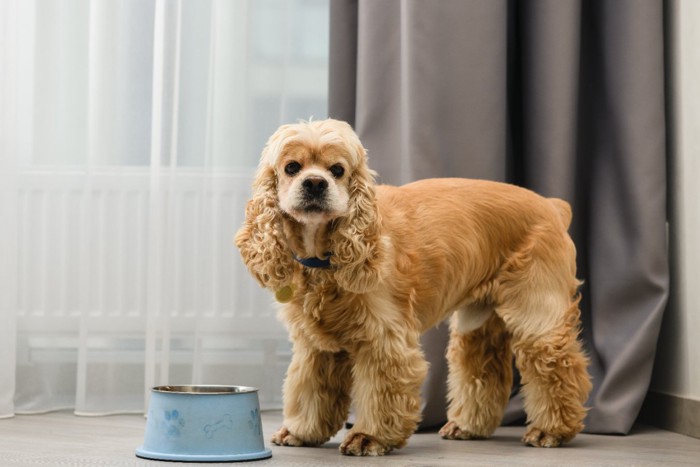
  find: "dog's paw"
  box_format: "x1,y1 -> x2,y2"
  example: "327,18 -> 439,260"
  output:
339,432 -> 392,456
271,426 -> 305,447
521,427 -> 563,448
439,421 -> 488,440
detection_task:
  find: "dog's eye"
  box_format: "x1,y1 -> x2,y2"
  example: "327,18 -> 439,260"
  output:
329,164 -> 345,179
284,161 -> 302,176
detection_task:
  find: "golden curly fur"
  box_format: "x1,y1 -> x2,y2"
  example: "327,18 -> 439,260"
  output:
235,119 -> 592,456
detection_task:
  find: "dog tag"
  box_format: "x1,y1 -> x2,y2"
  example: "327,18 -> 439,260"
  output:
275,285 -> 295,303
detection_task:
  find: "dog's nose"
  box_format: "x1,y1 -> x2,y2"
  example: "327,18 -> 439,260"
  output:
302,176 -> 328,197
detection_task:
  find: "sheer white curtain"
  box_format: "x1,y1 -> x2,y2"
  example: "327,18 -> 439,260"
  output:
0,0 -> 329,417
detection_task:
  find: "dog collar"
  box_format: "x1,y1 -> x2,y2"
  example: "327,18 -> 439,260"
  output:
293,253 -> 333,269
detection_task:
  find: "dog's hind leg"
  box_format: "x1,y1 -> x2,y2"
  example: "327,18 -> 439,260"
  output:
502,294 -> 591,447
272,346 -> 353,447
495,227 -> 591,447
439,311 -> 512,440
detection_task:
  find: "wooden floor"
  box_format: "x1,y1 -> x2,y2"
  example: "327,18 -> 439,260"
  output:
0,410 -> 698,466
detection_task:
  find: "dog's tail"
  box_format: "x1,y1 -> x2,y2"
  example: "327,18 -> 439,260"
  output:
548,198 -> 573,230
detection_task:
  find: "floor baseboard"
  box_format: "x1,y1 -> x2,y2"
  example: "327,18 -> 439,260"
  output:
639,390 -> 700,439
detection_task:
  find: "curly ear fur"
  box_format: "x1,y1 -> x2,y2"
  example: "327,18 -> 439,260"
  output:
235,164 -> 296,290
330,160 -> 386,294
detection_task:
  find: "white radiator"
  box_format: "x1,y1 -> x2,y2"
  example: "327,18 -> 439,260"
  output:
14,169 -> 289,409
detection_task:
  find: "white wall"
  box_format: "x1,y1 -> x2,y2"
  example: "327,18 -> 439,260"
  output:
650,0 -> 700,401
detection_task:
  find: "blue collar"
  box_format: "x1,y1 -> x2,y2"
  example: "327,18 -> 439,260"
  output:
294,253 -> 333,269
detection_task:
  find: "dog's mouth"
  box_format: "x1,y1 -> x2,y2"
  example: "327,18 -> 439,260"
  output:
287,201 -> 341,224
302,203 -> 327,213
296,195 -> 331,214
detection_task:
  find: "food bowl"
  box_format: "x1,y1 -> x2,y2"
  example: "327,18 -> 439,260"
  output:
136,385 -> 272,462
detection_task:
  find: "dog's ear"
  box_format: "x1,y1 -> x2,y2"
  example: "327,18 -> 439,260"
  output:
235,163 -> 296,291
329,151 -> 386,294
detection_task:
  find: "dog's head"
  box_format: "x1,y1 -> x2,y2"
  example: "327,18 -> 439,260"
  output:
235,119 -> 385,294
262,119 -> 367,225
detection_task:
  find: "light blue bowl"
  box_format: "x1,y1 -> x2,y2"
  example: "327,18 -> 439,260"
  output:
136,385 -> 272,462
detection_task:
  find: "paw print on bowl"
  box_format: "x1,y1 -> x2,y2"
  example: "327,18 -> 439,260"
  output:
163,409 -> 185,438
248,408 -> 262,437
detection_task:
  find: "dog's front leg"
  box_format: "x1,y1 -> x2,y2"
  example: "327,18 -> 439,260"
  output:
340,334 -> 428,456
272,345 -> 352,447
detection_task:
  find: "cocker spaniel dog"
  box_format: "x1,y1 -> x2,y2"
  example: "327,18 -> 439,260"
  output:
235,119 -> 591,456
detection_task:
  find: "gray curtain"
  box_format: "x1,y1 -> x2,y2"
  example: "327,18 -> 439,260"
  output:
329,0 -> 668,434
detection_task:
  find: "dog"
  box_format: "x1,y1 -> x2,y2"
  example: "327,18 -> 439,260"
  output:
235,119 -> 591,456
